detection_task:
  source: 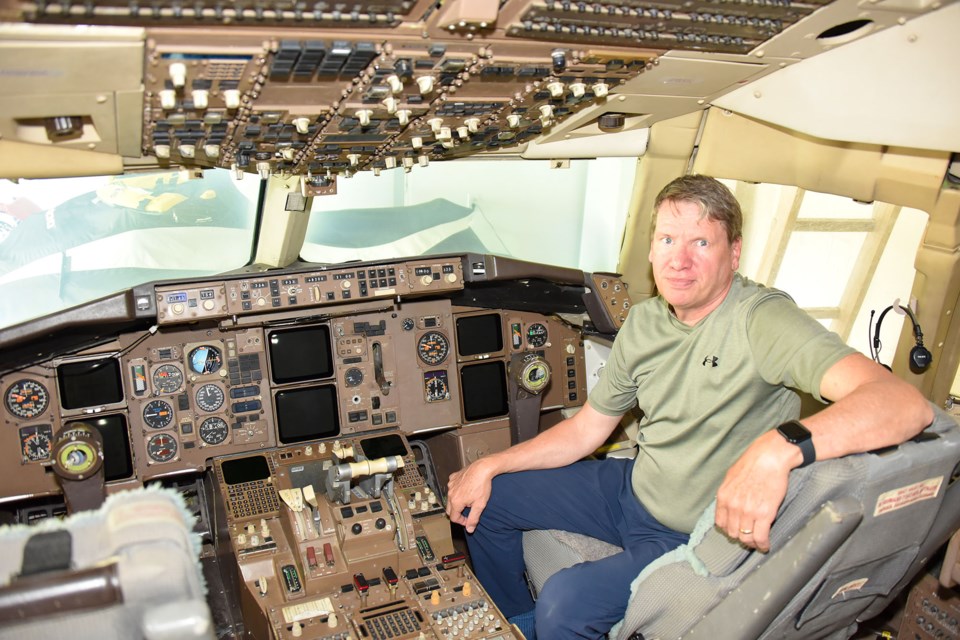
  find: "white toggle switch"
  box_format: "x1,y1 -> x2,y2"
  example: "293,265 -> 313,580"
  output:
547,81 -> 565,98
169,62 -> 187,88
539,104 -> 554,120
385,156 -> 397,169
154,144 -> 171,159
412,136 -> 423,150
159,89 -> 176,110
416,76 -> 435,95
386,74 -> 403,94
179,144 -> 195,158
382,96 -> 398,114
465,117 -> 480,133
397,110 -> 411,126
356,109 -> 372,127
569,82 -> 586,98
204,144 -> 220,158
592,81 -> 609,98
223,89 -> 241,110
507,114 -> 521,128
191,89 -> 209,109
293,117 -> 311,134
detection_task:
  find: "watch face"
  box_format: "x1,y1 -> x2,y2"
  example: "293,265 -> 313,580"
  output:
778,421 -> 810,443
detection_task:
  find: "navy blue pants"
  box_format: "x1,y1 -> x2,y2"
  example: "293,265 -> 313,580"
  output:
466,458 -> 689,638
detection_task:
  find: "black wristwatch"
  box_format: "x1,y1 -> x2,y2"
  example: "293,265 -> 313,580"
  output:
776,420 -> 816,468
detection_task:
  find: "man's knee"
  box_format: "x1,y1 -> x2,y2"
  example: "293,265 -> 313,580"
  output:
535,569 -> 591,637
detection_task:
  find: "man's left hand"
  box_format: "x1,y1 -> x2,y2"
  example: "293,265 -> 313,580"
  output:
714,429 -> 799,552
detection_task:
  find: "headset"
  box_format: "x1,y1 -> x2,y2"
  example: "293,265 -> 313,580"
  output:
869,304 -> 932,373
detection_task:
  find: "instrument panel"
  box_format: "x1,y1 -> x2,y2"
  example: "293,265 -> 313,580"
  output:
212,431 -> 519,639
0,255 -> 618,504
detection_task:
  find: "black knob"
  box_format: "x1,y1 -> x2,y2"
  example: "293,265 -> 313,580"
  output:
598,113 -> 627,132
351,523 -> 363,535
375,518 -> 387,529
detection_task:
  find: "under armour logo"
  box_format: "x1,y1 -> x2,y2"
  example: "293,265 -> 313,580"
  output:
702,356 -> 719,367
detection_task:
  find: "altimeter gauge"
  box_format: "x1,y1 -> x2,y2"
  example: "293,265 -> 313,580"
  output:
199,416 -> 230,446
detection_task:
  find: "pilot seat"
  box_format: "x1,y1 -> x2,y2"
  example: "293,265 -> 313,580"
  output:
0,486 -> 214,640
522,403 -> 960,639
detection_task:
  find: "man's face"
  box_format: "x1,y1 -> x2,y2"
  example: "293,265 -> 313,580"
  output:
649,199 -> 742,325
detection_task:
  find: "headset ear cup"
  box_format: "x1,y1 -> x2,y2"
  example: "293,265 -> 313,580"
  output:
910,345 -> 932,373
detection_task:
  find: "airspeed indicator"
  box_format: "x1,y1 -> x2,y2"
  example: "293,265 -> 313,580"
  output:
417,331 -> 450,366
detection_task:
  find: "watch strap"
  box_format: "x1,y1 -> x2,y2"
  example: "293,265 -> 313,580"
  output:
778,420 -> 816,468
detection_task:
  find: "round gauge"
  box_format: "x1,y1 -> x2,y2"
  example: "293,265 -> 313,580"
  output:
344,367 -> 364,387
52,425 -> 103,480
417,331 -> 450,366
195,383 -> 225,412
21,427 -> 53,462
188,345 -> 223,375
199,416 -> 230,446
401,318 -> 415,331
146,433 -> 178,463
143,399 -> 174,429
526,323 -> 549,348
516,355 -> 552,395
5,379 -> 49,419
152,364 -> 184,394
425,375 -> 449,403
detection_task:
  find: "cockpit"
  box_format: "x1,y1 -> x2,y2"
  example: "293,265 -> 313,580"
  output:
1,0 -> 960,636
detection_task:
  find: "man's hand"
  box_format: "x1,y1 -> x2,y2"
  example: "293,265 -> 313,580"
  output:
714,429 -> 798,552
446,457 -> 497,533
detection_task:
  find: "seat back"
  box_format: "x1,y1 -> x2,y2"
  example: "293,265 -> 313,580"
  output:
616,405 -> 960,640
0,487 -> 214,640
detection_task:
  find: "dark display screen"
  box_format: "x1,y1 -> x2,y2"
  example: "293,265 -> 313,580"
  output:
268,325 -> 334,385
361,433 -> 407,459
65,414 -> 133,482
456,314 -> 503,357
460,360 -> 508,422
57,358 -> 124,410
221,455 -> 271,485
275,384 -> 340,444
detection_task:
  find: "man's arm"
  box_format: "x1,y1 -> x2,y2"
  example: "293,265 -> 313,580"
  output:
715,352 -> 934,552
446,401 -> 624,533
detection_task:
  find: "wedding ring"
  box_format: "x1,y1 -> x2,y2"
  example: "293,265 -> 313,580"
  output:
739,528 -> 753,535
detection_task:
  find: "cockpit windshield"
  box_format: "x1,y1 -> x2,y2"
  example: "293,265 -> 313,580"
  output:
301,157 -> 635,271
0,169 -> 260,329
0,157 -> 636,330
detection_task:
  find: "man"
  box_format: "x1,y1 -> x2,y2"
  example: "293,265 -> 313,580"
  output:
445,175 -> 933,639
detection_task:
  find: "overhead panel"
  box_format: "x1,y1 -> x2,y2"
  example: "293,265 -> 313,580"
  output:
1,0 -> 840,178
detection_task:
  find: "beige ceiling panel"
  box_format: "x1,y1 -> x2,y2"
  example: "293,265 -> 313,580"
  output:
713,3 -> 960,152
618,55 -> 771,99
0,140 -> 123,179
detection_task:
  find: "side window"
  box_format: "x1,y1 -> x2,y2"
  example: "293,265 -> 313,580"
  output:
725,180 -> 928,359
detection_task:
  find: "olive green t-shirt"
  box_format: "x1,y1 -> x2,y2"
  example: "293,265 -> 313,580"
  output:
589,274 -> 856,533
